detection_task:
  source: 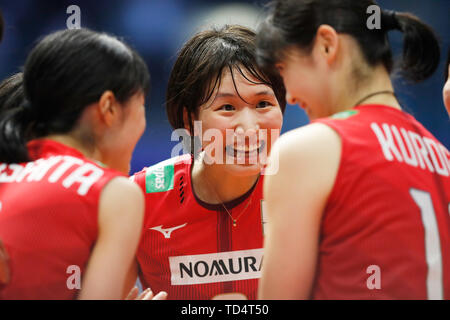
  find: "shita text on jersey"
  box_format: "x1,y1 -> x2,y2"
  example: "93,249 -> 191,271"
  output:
0,155 -> 104,196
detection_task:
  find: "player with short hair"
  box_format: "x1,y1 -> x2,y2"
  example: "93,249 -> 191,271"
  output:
256,0 -> 449,299
129,25 -> 286,300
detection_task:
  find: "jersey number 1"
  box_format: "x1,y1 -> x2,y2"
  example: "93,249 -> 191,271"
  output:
409,188 -> 447,300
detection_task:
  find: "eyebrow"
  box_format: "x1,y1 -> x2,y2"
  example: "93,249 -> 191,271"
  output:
215,90 -> 275,99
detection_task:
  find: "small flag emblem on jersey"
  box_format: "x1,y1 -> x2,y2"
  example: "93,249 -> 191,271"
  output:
145,164 -> 175,193
330,110 -> 359,119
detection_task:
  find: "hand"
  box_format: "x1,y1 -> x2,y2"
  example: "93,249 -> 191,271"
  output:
125,286 -> 167,300
0,239 -> 10,286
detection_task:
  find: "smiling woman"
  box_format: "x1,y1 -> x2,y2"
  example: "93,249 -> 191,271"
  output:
190,67 -> 281,171
256,0 -> 449,300
128,25 -> 286,300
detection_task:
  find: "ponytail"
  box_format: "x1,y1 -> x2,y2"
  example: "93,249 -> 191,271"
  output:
256,0 -> 441,84
393,12 -> 440,82
0,73 -> 30,163
0,107 -> 32,164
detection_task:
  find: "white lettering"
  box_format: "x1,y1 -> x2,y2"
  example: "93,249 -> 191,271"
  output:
439,144 -> 450,173
203,128 -> 224,165
27,156 -> 63,182
409,131 -> 435,172
181,304 -> 215,317
0,164 -> 23,183
424,138 -> 449,176
66,265 -> 81,290
48,156 -> 83,182
14,162 -> 36,182
370,123 -> 403,162
62,163 -> 104,196
366,5 -> 381,30
66,5 -> 81,29
366,265 -> 381,290
371,122 -> 449,177
0,156 -> 105,197
392,126 -> 418,167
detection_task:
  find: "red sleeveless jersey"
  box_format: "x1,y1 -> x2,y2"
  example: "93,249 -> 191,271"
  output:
132,155 -> 266,300
0,139 -> 123,299
312,104 -> 450,299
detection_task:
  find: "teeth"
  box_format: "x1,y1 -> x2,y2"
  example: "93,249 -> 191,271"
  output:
233,142 -> 263,153
225,141 -> 266,157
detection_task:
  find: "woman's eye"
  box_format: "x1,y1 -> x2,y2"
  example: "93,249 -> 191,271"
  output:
219,104 -> 235,111
257,101 -> 272,108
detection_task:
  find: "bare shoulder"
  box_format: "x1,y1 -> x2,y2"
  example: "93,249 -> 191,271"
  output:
265,122 -> 342,210
276,122 -> 340,152
271,122 -> 342,171
101,176 -> 144,203
99,176 -> 145,223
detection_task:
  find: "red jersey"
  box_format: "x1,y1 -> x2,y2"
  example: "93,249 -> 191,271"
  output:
312,104 -> 450,299
0,139 -> 123,299
132,155 -> 266,300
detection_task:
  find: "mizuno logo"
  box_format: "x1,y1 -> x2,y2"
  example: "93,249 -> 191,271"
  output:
150,223 -> 187,239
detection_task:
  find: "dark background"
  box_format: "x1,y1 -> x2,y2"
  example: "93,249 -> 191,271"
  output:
0,0 -> 448,174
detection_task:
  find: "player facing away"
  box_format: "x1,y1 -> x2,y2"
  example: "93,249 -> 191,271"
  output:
256,0 -> 449,299
0,29 -> 161,299
129,25 -> 286,300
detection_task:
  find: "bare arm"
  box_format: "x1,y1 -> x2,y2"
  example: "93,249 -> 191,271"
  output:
258,123 -> 341,299
122,258 -> 139,299
78,177 -> 144,300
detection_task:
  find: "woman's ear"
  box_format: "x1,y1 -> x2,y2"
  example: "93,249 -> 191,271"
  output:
315,25 -> 339,65
98,90 -> 120,127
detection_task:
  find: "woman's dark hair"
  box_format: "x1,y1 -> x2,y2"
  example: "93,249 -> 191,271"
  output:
256,0 -> 440,83
0,73 -> 24,111
0,73 -> 26,162
166,24 -> 286,133
0,28 -> 150,164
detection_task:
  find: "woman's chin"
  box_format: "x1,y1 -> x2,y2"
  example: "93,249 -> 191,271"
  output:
221,160 -> 262,177
202,152 -> 264,176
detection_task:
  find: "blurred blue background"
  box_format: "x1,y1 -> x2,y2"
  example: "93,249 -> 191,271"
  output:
0,0 -> 448,175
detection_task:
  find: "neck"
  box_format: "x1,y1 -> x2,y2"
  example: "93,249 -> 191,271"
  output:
44,134 -> 101,163
336,64 -> 401,113
191,154 -> 259,204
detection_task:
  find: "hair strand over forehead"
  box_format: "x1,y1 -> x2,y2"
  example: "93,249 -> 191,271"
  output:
166,24 -> 286,132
